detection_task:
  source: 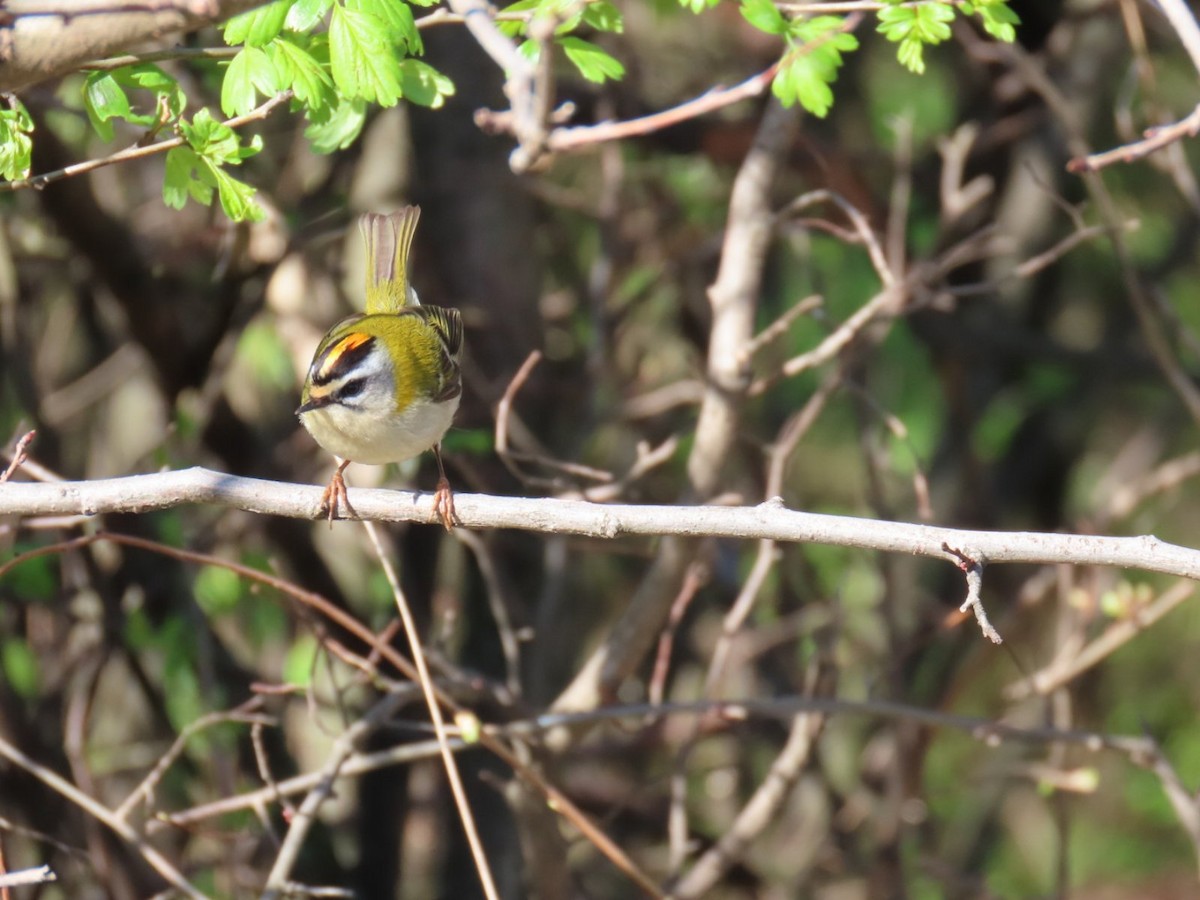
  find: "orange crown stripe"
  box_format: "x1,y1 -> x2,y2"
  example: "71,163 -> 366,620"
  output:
318,331 -> 373,379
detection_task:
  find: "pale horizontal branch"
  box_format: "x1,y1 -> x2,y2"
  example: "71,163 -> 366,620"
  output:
2,467 -> 1200,581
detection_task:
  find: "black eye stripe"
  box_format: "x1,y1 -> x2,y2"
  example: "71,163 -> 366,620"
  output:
336,377 -> 367,401
311,333 -> 376,386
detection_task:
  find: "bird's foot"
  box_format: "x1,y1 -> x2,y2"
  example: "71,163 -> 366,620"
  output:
319,464 -> 355,527
432,476 -> 456,531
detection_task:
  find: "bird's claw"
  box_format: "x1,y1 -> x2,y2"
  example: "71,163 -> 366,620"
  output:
319,466 -> 355,528
432,476 -> 456,531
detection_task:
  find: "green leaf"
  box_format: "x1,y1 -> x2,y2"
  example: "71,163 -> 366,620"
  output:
517,38 -> 540,64
772,17 -> 857,116
348,0 -> 422,54
82,64 -> 186,141
270,35 -> 336,115
163,146 -> 212,208
582,0 -> 623,33
283,633 -> 319,686
973,0 -> 1020,42
774,53 -> 833,116
0,100 -> 34,181
329,4 -> 404,105
83,72 -> 133,142
195,565 -> 243,616
741,0 -> 787,36
558,36 -> 625,83
305,96 -> 367,152
680,0 -> 720,12
498,0 -> 539,38
166,110 -> 264,221
121,63 -> 188,118
287,0 -> 334,30
181,107 -> 233,157
876,2 -> 955,74
224,0 -> 294,47
221,46 -> 280,117
209,160 -> 265,221
398,59 -> 455,108
2,639 -> 40,699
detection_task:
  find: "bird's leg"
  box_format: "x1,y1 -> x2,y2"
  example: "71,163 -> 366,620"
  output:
320,459 -> 354,527
431,445 -> 456,531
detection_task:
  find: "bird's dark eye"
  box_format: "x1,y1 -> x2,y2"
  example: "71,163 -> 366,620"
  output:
337,377 -> 367,401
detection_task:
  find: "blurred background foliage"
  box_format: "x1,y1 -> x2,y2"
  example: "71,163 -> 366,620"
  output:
4,0 -> 1200,897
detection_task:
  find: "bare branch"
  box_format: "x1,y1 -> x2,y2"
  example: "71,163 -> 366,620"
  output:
0,430 -> 34,483
478,65 -> 780,157
943,544 -> 1002,644
671,713 -> 820,899
0,0 -> 267,93
444,0 -> 548,171
0,732 -> 207,898
550,99 -> 798,719
1005,580 -> 1196,700
0,866 -> 57,889
4,468 -> 1200,580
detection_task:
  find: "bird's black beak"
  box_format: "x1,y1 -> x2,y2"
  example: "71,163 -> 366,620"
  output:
296,396 -> 331,415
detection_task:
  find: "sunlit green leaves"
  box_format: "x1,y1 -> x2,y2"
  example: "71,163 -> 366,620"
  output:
304,96 -> 367,152
772,17 -> 858,117
740,0 -> 786,36
269,34 -> 336,113
350,0 -> 422,55
962,0 -> 1020,42
399,60 -> 455,108
287,0 -> 334,31
559,36 -> 626,83
163,109 -> 264,222
877,2 -> 955,74
223,0 -> 293,47
329,3 -> 403,106
500,0 -> 626,84
221,46 -> 281,116
0,99 -> 34,181
583,1 -> 623,33
83,64 -> 186,141
736,1 -> 1016,116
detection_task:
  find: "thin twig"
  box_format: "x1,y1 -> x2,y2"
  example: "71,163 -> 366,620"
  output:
114,702 -> 273,822
1068,103 -> 1200,173
0,866 -> 57,889
0,431 -> 34,483
360,520 -> 501,900
525,65 -> 778,154
0,91 -> 292,193
454,529 -> 523,697
671,712 -> 821,898
1005,580 -> 1196,700
262,694 -> 406,898
0,734 -> 207,898
943,544 -> 1001,643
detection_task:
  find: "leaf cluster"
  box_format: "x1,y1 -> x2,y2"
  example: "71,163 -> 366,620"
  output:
734,0 -> 1019,115
0,0 -> 1021,219
501,0 -> 628,84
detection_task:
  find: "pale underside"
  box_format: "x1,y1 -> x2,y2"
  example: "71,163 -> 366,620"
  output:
299,393 -> 459,465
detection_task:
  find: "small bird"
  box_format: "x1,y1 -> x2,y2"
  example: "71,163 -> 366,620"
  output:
297,206 -> 463,529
